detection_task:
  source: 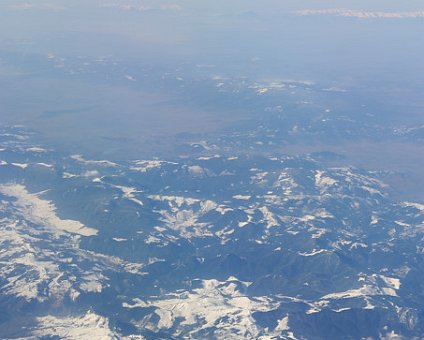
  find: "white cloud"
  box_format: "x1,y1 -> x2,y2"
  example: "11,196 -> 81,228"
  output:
160,3 -> 182,11
11,2 -> 67,11
101,1 -> 182,12
187,165 -> 213,177
82,170 -> 100,177
295,9 -> 424,19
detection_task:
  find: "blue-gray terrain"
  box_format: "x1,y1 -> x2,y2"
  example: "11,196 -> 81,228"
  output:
0,124 -> 423,339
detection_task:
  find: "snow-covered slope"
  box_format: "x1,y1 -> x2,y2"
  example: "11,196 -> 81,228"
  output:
0,126 -> 423,339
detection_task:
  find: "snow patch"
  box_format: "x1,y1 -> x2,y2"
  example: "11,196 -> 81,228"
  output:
298,249 -> 328,257
71,154 -> 118,167
11,162 -> 28,169
233,194 -> 251,200
315,170 -> 337,188
114,185 -> 144,206
131,159 -> 177,172
34,311 -> 119,339
402,202 -> 424,212
259,206 -> 278,228
123,278 -> 280,338
26,147 -> 47,153
0,183 -> 97,236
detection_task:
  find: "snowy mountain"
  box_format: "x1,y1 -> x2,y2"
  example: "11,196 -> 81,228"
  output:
0,126 -> 423,339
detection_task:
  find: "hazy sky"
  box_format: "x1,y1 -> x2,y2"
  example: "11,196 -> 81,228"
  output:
0,0 -> 423,159
1,0 -> 422,80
